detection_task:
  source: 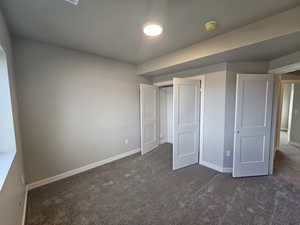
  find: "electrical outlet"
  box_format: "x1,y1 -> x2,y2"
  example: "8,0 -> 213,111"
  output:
226,150 -> 231,157
124,139 -> 129,145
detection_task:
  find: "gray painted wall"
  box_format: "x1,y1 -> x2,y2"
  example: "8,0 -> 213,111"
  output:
223,71 -> 237,168
0,10 -> 26,225
281,84 -> 292,130
290,83 -> 300,145
202,71 -> 226,168
14,39 -> 150,184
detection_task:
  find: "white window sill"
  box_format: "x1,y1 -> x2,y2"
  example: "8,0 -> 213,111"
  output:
0,151 -> 16,191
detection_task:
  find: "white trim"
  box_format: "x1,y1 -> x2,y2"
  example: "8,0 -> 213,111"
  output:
198,76 -> 205,166
154,80 -> 173,87
199,160 -> 232,173
27,148 -> 141,190
222,167 -> 233,173
290,142 -> 300,148
22,186 -> 28,225
269,76 -> 278,175
153,75 -> 207,87
288,84 -> 294,143
268,62 -> 300,74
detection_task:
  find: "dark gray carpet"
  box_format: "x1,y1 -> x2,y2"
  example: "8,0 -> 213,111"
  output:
274,132 -> 300,187
26,144 -> 300,225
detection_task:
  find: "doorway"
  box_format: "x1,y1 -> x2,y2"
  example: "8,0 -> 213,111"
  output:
273,73 -> 300,185
159,85 -> 173,145
140,76 -> 204,170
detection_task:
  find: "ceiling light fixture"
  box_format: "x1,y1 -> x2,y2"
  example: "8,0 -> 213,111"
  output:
143,24 -> 163,37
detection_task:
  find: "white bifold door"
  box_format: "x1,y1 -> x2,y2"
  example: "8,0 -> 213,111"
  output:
233,74 -> 274,177
140,84 -> 159,155
173,78 -> 200,170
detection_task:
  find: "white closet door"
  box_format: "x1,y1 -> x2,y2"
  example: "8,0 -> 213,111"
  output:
233,74 -> 274,177
140,84 -> 159,155
173,78 -> 200,170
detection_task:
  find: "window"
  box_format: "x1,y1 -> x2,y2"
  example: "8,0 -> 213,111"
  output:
0,47 -> 17,190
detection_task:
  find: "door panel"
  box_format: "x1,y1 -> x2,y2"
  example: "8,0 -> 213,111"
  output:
173,78 -> 200,170
241,80 -> 268,127
240,135 -> 265,163
233,74 -> 274,177
140,84 -> 159,155
179,85 -> 197,125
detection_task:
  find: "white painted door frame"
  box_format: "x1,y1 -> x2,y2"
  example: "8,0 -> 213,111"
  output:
269,75 -> 300,174
287,84 -> 295,143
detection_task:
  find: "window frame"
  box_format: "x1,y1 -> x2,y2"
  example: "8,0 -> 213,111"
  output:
0,47 -> 17,190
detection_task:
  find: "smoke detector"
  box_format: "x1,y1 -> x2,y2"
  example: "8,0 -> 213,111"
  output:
65,0 -> 79,5
205,21 -> 217,32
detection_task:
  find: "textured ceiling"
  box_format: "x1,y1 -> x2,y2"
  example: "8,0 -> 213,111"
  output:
1,0 -> 300,64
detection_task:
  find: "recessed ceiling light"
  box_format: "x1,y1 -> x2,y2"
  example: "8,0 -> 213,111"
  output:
143,24 -> 163,37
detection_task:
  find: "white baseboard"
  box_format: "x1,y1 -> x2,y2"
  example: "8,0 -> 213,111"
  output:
27,148 -> 141,190
199,160 -> 232,173
222,167 -> 233,173
290,142 -> 300,148
21,186 -> 28,225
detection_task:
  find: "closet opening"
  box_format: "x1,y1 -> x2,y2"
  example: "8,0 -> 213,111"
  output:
140,76 -> 204,171
159,85 -> 173,145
